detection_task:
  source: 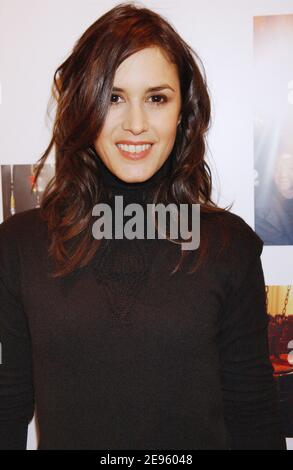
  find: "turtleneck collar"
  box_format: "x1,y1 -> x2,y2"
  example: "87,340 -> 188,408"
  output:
94,149 -> 173,195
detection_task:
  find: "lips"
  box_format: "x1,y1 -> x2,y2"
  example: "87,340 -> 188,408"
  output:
116,141 -> 154,145
116,143 -> 153,161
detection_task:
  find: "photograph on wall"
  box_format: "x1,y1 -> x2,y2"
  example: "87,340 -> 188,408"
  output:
0,163 -> 55,221
253,14 -> 293,245
266,284 -> 293,437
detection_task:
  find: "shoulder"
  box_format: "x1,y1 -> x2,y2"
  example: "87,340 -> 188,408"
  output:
202,209 -> 264,284
0,208 -> 47,245
203,209 -> 263,256
219,210 -> 263,257
0,208 -> 48,273
0,208 -> 47,296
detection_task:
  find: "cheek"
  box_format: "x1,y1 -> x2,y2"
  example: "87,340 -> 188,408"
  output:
94,128 -> 112,150
159,120 -> 179,142
154,108 -> 177,128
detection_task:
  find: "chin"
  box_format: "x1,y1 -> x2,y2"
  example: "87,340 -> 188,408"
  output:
121,173 -> 150,184
117,161 -> 155,181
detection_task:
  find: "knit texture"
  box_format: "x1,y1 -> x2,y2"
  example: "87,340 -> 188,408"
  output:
0,152 -> 287,450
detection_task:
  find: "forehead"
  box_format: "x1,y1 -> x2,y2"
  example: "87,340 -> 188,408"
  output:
114,47 -> 179,88
277,154 -> 293,167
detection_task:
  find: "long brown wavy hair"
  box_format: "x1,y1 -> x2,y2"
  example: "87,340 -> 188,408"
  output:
33,1 -> 233,279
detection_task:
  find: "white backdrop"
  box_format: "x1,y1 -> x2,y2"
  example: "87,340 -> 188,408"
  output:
0,0 -> 292,451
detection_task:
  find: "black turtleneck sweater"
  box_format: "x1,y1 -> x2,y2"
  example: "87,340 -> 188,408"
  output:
0,152 -> 287,450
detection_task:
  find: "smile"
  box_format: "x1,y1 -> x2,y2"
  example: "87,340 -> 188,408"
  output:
116,143 -> 153,160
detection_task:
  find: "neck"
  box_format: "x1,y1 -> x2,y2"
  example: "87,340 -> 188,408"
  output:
94,149 -> 173,200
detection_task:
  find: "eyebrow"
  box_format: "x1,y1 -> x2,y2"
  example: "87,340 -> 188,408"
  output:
112,84 -> 176,93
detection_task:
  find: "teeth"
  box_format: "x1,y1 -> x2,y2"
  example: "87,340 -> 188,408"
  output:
117,144 -> 152,153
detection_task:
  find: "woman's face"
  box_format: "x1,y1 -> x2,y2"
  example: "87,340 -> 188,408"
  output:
274,153 -> 293,199
94,46 -> 181,183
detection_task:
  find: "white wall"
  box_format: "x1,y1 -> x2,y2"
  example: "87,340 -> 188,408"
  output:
0,0 -> 292,451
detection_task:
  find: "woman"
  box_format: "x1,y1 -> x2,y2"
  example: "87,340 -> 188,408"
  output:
0,2 -> 286,450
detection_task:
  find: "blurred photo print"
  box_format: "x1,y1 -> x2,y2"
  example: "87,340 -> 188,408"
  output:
266,284 -> 293,437
254,14 -> 293,245
1,163 -> 55,221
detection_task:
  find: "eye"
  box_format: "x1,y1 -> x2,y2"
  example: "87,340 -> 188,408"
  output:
148,94 -> 168,105
110,94 -> 168,106
110,94 -> 122,105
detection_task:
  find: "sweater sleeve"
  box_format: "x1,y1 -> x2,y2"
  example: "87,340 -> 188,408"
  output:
0,215 -> 35,449
217,229 -> 287,450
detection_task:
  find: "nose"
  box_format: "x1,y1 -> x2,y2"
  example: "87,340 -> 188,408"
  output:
122,103 -> 148,134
